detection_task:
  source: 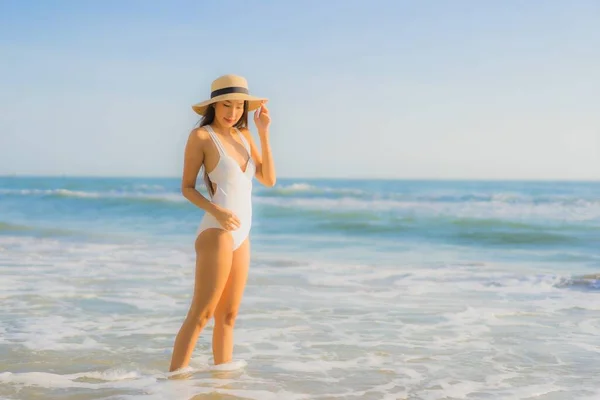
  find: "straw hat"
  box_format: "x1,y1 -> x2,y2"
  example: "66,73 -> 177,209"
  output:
191,74 -> 267,115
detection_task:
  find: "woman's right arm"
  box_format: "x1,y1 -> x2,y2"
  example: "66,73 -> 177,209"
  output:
181,128 -> 220,215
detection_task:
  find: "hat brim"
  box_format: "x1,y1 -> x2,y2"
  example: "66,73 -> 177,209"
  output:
191,93 -> 267,115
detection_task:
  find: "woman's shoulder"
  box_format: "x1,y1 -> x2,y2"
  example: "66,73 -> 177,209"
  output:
191,125 -> 210,136
184,126 -> 212,154
188,126 -> 211,142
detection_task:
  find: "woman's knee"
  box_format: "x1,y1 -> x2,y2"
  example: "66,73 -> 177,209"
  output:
215,309 -> 238,328
189,307 -> 215,329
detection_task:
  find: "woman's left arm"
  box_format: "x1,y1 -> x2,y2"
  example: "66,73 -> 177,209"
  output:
241,102 -> 277,187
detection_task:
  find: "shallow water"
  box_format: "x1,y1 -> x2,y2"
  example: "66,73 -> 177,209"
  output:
1,177 -> 599,399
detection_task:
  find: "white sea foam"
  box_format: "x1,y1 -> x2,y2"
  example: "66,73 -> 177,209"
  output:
0,187 -> 186,203
1,235 -> 599,399
255,195 -> 600,222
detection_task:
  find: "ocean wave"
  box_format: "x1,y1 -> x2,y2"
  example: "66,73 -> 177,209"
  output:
2,184 -> 599,225
264,182 -> 367,197
2,185 -> 598,206
255,196 -> 600,223
0,221 -> 129,241
0,222 -> 32,233
0,188 -> 187,204
558,274 -> 600,292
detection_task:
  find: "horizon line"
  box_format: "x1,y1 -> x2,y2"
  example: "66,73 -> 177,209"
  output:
0,173 -> 599,183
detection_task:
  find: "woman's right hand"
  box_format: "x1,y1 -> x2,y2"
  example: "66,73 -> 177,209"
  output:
213,206 -> 241,231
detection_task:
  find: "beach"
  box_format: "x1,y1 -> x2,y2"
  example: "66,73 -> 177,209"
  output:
1,176 -> 599,399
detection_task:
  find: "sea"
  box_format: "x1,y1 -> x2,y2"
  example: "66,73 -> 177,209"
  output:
1,176 -> 599,400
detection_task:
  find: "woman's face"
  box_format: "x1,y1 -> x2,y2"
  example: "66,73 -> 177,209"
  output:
214,100 -> 245,127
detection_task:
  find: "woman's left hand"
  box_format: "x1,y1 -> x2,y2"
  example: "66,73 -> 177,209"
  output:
253,102 -> 271,135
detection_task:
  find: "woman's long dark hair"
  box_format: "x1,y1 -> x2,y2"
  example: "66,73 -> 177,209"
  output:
198,101 -> 249,197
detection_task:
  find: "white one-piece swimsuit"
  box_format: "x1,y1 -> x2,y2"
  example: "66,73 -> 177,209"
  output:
196,125 -> 256,250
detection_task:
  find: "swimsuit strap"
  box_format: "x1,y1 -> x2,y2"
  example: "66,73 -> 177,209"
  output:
235,128 -> 251,155
204,125 -> 227,156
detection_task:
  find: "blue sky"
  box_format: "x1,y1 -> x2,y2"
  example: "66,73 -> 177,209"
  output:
0,0 -> 598,180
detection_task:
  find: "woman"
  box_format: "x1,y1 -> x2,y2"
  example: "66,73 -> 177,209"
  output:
169,74 -> 276,372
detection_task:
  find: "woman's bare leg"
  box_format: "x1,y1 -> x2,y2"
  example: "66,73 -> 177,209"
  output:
212,237 -> 250,365
169,229 -> 233,372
